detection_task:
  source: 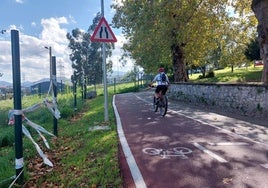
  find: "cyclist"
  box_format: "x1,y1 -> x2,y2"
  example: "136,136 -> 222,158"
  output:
151,67 -> 169,103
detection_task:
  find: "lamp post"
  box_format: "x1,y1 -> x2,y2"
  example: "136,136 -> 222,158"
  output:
44,46 -> 58,136
44,46 -> 52,81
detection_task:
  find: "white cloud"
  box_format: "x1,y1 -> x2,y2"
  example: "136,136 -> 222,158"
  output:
0,16 -> 131,83
31,22 -> 37,27
40,17 -> 68,43
109,34 -> 134,73
0,17 -> 73,83
15,0 -> 24,4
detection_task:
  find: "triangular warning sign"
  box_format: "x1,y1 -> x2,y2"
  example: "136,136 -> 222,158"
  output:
90,17 -> 117,43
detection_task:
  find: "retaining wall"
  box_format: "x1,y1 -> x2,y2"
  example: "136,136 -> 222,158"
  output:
168,83 -> 268,117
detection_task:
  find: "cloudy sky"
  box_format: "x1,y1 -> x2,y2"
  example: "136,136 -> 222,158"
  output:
0,0 -> 130,83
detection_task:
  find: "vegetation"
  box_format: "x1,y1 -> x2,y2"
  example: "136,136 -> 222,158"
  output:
189,65 -> 263,83
0,67 -> 264,187
0,82 -> 138,188
111,1 -> 256,82
244,37 -> 260,62
67,12 -> 114,87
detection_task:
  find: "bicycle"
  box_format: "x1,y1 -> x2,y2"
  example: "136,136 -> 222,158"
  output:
153,90 -> 168,117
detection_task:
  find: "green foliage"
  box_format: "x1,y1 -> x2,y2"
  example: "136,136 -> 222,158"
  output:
112,1 -> 257,81
67,13 -> 114,86
0,126 -> 14,147
0,82 -> 141,187
206,70 -> 215,78
244,37 -> 260,61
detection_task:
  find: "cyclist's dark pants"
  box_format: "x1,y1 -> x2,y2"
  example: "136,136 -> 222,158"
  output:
155,85 -> 168,95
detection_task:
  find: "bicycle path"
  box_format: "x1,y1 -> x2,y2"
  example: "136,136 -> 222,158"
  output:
113,90 -> 268,188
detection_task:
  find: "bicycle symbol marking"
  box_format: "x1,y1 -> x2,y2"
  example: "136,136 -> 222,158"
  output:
142,147 -> 192,159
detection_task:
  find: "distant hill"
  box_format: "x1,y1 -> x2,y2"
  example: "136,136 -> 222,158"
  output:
0,81 -> 12,87
0,77 -> 71,88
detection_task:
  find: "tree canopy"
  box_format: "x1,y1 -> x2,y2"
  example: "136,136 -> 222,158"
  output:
67,13 -> 114,86
245,37 -> 260,61
112,0 -> 257,82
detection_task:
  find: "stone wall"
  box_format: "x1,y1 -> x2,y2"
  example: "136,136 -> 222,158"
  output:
168,83 -> 268,117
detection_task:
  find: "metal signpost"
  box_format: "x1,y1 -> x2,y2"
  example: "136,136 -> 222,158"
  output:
90,0 -> 117,121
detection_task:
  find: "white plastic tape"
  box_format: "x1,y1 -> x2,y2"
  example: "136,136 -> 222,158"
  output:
15,158 -> 24,169
13,110 -> 23,115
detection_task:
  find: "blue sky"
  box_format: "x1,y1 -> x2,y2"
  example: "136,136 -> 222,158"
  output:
0,0 -> 130,83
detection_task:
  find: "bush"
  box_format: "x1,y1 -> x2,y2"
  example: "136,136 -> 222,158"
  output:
206,70 -> 215,78
0,126 -> 14,147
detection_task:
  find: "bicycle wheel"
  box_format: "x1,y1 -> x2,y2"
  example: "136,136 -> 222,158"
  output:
153,96 -> 158,112
160,95 -> 168,116
173,147 -> 192,155
142,148 -> 161,155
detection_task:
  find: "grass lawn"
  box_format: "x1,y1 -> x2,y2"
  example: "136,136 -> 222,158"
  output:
189,65 -> 263,83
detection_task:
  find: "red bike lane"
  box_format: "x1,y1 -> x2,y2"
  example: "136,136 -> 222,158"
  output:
113,92 -> 268,188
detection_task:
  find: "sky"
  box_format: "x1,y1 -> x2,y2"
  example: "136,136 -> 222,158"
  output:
0,0 -> 131,83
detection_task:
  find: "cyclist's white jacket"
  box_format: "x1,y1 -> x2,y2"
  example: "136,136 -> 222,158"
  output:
152,73 -> 169,86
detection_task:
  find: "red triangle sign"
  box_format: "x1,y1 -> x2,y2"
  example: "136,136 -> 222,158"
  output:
90,17 -> 117,43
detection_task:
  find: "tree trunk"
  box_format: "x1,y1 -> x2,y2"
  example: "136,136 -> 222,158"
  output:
171,44 -> 188,82
252,0 -> 268,83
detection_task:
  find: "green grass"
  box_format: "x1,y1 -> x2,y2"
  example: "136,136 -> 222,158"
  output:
0,82 -> 139,187
25,95 -> 122,187
189,65 -> 263,83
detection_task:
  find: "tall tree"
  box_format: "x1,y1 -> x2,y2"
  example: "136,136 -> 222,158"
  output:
112,0 -> 245,82
245,37 -> 260,61
67,13 -> 114,86
113,1 -> 257,81
252,0 -> 268,83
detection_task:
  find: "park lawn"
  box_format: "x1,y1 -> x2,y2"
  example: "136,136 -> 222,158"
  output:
189,65 -> 263,83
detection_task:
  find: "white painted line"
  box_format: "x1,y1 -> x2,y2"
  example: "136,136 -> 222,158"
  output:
169,109 -> 268,148
113,95 -> 147,188
261,164 -> 268,169
193,142 -> 228,163
208,142 -> 249,146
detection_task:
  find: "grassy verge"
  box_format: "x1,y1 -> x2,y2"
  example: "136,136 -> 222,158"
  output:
24,95 -> 122,187
0,82 -> 139,187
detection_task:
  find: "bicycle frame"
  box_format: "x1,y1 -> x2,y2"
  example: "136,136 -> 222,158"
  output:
153,94 -> 168,117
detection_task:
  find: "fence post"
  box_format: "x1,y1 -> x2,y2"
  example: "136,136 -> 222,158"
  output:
11,29 -> 23,184
52,56 -> 58,136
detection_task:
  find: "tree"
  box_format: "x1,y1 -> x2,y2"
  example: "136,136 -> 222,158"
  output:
112,1 -> 255,82
251,0 -> 268,83
67,13 -> 114,86
245,37 -> 260,61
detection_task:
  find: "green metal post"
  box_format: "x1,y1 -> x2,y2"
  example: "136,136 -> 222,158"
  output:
11,29 -> 23,184
52,56 -> 58,136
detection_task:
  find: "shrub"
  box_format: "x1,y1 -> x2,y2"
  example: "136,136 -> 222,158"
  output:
206,69 -> 215,78
0,126 -> 14,147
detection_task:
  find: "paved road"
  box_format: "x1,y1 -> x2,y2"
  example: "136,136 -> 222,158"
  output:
113,90 -> 268,188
